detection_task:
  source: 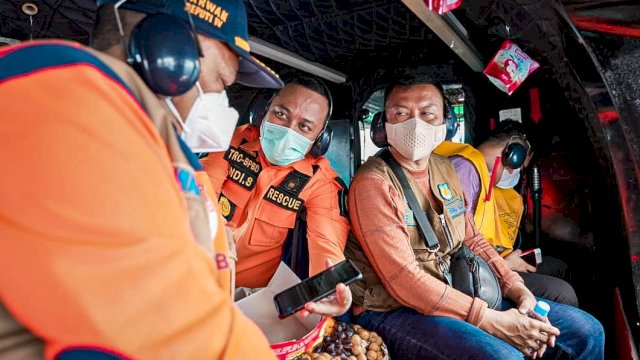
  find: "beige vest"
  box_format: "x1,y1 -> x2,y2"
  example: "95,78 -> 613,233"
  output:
345,154 -> 467,312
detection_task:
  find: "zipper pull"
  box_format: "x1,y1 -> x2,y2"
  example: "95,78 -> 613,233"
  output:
438,213 -> 447,226
438,214 -> 455,249
437,255 -> 452,285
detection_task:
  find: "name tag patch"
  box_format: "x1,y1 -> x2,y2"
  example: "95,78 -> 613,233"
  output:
445,198 -> 466,219
404,209 -> 428,226
228,166 -> 257,190
224,146 -> 261,174
264,186 -> 303,212
224,146 -> 261,191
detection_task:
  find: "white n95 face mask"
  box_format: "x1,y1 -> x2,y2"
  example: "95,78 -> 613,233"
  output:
496,167 -> 521,189
165,82 -> 239,153
385,117 -> 446,161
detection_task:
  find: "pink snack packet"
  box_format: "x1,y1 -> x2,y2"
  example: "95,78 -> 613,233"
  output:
483,39 -> 540,95
423,0 -> 462,15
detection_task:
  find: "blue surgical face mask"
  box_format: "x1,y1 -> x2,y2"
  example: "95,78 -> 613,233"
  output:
260,121 -> 313,166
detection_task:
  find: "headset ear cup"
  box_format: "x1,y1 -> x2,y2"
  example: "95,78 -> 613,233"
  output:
503,143 -> 528,169
309,125 -> 333,156
323,82 -> 333,124
245,89 -> 277,127
128,14 -> 200,96
370,112 -> 388,148
318,80 -> 333,153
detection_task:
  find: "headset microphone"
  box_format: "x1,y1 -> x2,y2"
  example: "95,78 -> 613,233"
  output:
530,164 -> 542,247
531,165 -> 541,193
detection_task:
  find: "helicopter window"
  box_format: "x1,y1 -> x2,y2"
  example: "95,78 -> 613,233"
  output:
359,89 -> 384,163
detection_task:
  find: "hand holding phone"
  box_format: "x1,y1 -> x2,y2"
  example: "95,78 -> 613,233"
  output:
300,281 -> 352,318
273,259 -> 362,319
520,248 -> 542,267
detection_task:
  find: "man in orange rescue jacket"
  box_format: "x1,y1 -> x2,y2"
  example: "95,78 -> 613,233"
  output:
0,0 -> 285,358
202,76 -> 352,316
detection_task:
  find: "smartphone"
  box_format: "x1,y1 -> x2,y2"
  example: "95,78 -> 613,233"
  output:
273,259 -> 363,319
520,248 -> 542,267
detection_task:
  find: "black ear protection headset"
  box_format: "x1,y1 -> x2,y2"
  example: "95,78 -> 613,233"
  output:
115,3 -> 201,96
245,78 -> 334,157
502,135 -> 530,169
490,119 -> 531,169
369,84 -> 457,148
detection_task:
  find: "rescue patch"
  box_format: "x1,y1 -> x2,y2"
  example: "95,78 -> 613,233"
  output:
228,166 -> 257,190
218,194 -> 236,221
444,198 -> 466,219
224,146 -> 261,174
278,171 -> 310,196
437,183 -> 453,201
264,186 -> 304,212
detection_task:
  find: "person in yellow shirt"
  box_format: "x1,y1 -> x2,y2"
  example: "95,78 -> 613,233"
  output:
435,120 -> 578,306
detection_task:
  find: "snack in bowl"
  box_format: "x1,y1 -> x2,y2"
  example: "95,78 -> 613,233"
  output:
294,322 -> 389,360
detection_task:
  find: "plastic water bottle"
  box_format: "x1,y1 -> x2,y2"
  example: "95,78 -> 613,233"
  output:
527,301 -> 551,356
529,300 -> 550,321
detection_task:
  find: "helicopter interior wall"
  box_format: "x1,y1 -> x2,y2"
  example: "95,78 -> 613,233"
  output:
576,32 -> 640,346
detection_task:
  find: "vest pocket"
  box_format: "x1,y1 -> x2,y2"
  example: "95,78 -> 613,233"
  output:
249,202 -> 297,247
363,284 -> 402,311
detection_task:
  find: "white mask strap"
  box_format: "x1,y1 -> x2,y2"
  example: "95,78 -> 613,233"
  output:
164,97 -> 187,131
164,82 -> 205,132
195,81 -> 204,97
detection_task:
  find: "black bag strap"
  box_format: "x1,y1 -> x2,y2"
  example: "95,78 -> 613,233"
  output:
290,206 -> 308,277
378,149 -> 440,253
281,205 -> 309,279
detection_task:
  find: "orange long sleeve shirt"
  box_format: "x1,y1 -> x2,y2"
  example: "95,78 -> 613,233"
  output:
349,165 -> 522,326
0,41 -> 275,359
202,126 -> 350,288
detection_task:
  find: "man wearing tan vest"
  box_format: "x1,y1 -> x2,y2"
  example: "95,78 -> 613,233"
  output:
345,73 -> 603,359
435,120 -> 578,306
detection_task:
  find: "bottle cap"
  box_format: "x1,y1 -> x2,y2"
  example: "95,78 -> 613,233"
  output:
534,301 -> 550,317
